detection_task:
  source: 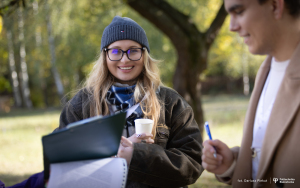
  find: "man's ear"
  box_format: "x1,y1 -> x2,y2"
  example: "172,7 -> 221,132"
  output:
272,0 -> 285,19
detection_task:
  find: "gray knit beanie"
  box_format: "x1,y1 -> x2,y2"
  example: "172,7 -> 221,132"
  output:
100,16 -> 150,53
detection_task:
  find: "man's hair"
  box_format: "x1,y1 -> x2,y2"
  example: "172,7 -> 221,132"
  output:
258,0 -> 300,17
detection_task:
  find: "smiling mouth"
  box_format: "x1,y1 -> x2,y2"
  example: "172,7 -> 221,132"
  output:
118,66 -> 134,70
240,35 -> 250,44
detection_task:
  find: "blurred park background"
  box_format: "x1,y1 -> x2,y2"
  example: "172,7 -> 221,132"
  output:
0,0 -> 266,187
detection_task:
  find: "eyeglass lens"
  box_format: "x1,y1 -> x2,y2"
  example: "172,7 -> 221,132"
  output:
108,48 -> 142,61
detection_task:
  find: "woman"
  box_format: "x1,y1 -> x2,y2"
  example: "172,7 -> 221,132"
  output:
58,16 -> 203,188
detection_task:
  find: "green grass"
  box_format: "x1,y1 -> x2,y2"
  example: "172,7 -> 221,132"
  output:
0,95 -> 250,187
0,108 -> 61,185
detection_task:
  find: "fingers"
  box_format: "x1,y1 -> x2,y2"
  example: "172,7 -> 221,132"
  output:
134,133 -> 154,144
202,142 -> 222,164
203,140 -> 218,157
135,133 -> 153,139
203,139 -> 229,154
202,161 -> 219,172
203,140 -> 226,164
202,139 -> 234,174
121,136 -> 133,147
203,139 -> 220,148
202,152 -> 222,166
141,138 -> 154,144
202,151 -> 222,172
202,147 -> 223,173
118,137 -> 134,166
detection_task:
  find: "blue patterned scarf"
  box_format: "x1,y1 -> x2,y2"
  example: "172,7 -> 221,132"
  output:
106,84 -> 144,137
106,85 -> 136,111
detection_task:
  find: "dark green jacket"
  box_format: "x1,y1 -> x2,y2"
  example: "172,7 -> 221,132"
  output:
58,86 -> 204,188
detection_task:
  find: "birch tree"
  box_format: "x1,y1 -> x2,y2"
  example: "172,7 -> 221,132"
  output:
18,6 -> 32,108
32,0 -> 49,105
5,17 -> 22,107
45,0 -> 65,103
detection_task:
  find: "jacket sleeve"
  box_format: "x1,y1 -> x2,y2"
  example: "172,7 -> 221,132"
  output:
7,171 -> 45,188
127,97 -> 204,187
215,146 -> 240,184
0,180 -> 5,188
58,91 -> 86,129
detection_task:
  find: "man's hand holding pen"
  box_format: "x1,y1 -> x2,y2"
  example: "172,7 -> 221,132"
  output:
202,122 -> 235,175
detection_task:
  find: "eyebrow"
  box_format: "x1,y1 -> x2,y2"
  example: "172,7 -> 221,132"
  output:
227,4 -> 244,13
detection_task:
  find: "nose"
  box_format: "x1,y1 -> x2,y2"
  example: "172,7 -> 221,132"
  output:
120,53 -> 130,63
229,17 -> 240,32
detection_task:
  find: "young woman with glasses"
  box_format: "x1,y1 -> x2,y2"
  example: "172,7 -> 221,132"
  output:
58,16 -> 203,188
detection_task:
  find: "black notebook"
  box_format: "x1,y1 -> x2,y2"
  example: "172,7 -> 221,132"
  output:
42,112 -> 126,180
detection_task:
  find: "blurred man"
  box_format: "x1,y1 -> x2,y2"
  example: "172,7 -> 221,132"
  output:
202,0 -> 300,187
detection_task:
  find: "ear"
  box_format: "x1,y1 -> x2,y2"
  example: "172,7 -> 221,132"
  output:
272,0 -> 285,19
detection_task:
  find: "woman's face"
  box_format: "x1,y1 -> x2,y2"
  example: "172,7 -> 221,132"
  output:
106,40 -> 144,85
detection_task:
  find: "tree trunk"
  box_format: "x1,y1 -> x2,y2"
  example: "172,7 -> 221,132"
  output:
33,0 -> 48,106
45,0 -> 66,104
5,17 -> 22,107
242,46 -> 250,96
18,6 -> 32,108
126,0 -> 228,134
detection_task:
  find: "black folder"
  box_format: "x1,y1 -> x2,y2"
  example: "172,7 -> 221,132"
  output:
42,112 -> 126,180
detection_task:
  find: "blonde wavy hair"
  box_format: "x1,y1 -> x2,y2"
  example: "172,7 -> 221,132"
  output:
84,49 -> 162,138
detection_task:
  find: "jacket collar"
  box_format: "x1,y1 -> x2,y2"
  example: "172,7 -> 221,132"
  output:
232,56 -> 271,187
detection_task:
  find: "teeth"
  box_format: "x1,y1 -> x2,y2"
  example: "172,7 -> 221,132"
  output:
119,67 -> 133,70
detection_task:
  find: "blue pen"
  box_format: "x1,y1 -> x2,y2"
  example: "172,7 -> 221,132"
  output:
204,122 -> 217,158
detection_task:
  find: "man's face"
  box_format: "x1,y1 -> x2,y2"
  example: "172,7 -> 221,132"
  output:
224,0 -> 277,55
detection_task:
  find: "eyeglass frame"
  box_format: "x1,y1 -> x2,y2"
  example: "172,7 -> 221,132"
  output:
104,47 -> 146,61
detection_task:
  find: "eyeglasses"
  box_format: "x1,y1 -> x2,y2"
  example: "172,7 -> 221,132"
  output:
104,47 -> 145,61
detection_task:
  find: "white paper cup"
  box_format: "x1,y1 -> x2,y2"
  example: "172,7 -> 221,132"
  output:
134,119 -> 154,134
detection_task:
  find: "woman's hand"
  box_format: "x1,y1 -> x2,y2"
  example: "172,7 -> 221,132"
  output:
127,133 -> 154,144
117,136 -> 134,166
117,134 -> 153,166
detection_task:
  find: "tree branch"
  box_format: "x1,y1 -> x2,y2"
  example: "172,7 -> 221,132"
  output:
126,0 -> 201,49
0,0 -> 23,16
0,0 -> 22,10
205,3 -> 228,46
150,0 -> 200,36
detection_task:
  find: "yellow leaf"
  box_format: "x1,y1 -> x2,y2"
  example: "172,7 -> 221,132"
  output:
0,16 -> 2,34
